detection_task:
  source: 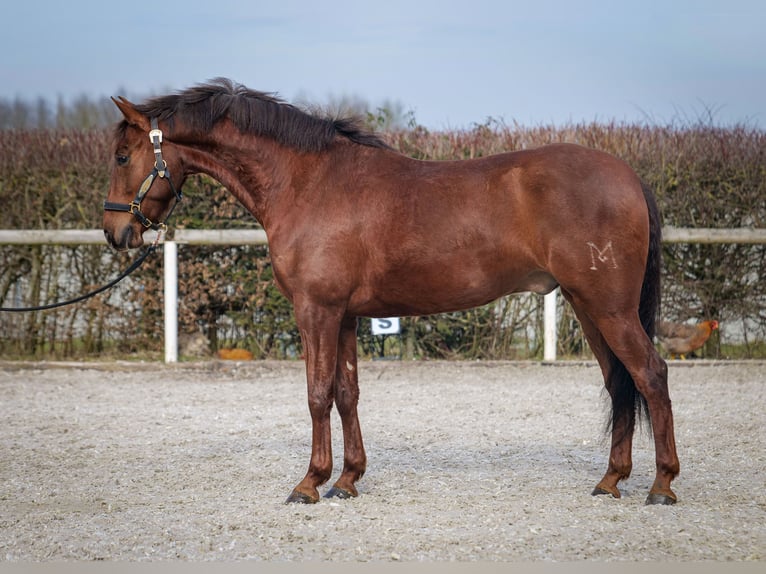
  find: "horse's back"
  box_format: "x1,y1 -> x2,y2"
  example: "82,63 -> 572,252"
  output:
339,143 -> 649,317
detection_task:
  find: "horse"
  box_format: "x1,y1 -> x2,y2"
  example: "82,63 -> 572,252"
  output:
103,78 -> 679,506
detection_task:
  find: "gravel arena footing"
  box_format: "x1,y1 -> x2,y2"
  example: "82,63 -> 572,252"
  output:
0,360 -> 763,562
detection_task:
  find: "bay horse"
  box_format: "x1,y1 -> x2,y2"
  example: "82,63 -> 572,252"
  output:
103,78 -> 679,505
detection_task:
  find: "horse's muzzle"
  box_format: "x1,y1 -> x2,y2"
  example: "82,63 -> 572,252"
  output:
104,226 -> 141,251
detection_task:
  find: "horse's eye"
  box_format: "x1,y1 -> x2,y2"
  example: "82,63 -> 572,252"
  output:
116,155 -> 129,166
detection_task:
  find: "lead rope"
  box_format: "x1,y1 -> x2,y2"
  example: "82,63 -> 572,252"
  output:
0,228 -> 164,313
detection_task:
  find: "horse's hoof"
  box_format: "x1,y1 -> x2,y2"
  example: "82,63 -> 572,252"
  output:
645,492 -> 677,505
285,489 -> 318,504
591,485 -> 620,498
324,486 -> 355,500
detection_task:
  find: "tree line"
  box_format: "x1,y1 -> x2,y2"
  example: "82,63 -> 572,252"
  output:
0,92 -> 411,131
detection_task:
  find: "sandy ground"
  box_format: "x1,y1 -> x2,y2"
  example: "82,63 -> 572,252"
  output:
0,359 -> 763,562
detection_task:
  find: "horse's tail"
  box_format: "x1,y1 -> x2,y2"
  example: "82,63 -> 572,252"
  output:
607,181 -> 661,436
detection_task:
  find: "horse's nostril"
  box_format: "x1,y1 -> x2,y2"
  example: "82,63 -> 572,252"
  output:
103,227 -> 133,251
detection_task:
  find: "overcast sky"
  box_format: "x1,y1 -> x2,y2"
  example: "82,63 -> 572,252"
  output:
1,0 -> 763,129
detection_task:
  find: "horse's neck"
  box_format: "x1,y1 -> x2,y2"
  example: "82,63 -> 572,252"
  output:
178,126 -> 377,230
180,130 -> 298,227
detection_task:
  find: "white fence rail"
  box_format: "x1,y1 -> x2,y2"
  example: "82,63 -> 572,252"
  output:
0,228 -> 269,246
2,228 -> 765,362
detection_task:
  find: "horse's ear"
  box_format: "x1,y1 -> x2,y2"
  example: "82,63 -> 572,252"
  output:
111,96 -> 150,131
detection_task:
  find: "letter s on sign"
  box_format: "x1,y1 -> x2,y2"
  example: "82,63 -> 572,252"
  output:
371,317 -> 400,335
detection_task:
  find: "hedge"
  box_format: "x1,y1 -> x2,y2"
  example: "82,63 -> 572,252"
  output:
1,119 -> 764,360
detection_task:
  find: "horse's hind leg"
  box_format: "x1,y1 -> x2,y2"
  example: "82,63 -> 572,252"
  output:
325,316 -> 367,499
591,313 -> 679,504
563,292 -> 635,499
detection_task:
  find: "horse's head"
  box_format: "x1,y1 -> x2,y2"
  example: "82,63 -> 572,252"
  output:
103,97 -> 184,251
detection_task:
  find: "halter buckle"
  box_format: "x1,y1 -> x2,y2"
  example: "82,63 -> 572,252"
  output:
156,159 -> 167,178
149,128 -> 163,143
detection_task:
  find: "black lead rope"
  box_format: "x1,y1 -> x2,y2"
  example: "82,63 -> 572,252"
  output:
0,244 -> 158,313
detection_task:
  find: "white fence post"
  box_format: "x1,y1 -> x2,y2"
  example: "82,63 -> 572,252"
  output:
543,288 -> 557,361
164,241 -> 178,363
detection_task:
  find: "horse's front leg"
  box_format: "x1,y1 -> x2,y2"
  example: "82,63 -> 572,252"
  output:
286,305 -> 342,504
325,316 -> 367,499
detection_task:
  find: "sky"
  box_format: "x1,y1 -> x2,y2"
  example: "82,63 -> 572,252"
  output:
1,0 -> 764,129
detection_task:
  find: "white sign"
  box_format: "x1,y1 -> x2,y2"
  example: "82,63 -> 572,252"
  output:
371,317 -> 400,335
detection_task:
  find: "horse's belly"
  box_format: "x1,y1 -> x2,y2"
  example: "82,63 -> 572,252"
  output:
513,270 -> 559,295
351,267 -> 557,317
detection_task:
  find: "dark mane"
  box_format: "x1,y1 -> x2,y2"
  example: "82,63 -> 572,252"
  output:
123,78 -> 390,152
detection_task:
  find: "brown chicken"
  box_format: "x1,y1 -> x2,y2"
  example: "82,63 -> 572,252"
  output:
657,320 -> 719,359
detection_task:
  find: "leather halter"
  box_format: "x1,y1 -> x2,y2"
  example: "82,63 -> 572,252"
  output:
103,117 -> 183,231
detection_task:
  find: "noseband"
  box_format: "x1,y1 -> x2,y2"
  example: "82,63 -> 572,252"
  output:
103,118 -> 183,231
